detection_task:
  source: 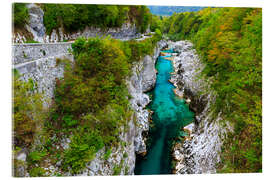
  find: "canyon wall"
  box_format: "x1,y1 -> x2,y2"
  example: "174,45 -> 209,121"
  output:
127,40 -> 167,155
12,36 -> 166,176
168,41 -> 233,174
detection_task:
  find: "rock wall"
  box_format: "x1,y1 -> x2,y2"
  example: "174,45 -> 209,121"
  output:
168,41 -> 232,174
13,3 -> 141,43
46,23 -> 140,43
25,3 -> 46,42
127,40 -> 167,155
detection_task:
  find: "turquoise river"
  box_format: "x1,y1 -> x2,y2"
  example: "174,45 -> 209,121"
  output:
134,49 -> 194,175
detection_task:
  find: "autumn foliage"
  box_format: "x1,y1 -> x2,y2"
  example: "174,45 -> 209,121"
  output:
164,8 -> 262,172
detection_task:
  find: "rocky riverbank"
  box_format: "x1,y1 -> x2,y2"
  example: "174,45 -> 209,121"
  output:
168,41 -> 233,174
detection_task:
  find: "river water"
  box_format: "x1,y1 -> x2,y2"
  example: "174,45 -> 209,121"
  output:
134,49 -> 194,175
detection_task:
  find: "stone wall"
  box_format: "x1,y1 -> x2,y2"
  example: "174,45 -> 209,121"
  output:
12,42 -> 73,105
12,42 -> 72,65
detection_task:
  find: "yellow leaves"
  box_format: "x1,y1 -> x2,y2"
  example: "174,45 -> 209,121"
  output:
208,47 -> 219,62
216,31 -> 223,37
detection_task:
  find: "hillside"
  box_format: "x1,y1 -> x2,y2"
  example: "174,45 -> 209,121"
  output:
163,7 -> 262,172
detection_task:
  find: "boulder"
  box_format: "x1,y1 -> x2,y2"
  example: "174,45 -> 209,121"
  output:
26,4 -> 46,42
141,55 -> 156,92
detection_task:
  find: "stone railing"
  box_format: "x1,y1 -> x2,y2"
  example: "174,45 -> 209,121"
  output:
12,42 -> 74,105
12,42 -> 73,65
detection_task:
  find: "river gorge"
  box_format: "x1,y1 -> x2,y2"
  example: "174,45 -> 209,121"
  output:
12,3 -> 261,177
135,48 -> 194,174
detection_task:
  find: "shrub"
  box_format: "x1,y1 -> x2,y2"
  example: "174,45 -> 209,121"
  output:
104,148 -> 112,160
62,129 -> 104,174
13,70 -> 45,147
29,167 -> 46,177
44,35 -> 158,174
28,150 -> 47,164
13,3 -> 29,28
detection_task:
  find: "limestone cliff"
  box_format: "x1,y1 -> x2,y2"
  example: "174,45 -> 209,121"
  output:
127,40 -> 167,155
168,41 -> 233,174
12,37 -> 166,176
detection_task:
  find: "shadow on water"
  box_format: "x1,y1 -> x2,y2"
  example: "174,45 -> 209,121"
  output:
134,49 -> 194,175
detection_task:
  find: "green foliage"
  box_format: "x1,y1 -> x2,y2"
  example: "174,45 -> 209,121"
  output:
165,7 -> 262,172
28,151 -> 48,164
13,3 -> 29,28
137,6 -> 151,33
150,15 -> 162,32
104,148 -> 112,160
29,167 -> 46,177
13,72 -> 45,147
25,40 -> 39,43
15,34 -> 158,175
62,115 -> 78,127
47,36 -> 159,173
113,160 -> 124,175
154,28 -> 162,40
123,152 -> 128,158
62,129 -> 104,174
53,37 -> 130,117
41,4 -> 151,34
125,32 -> 162,62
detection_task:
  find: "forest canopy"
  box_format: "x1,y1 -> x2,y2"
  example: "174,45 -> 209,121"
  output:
163,7 -> 262,173
41,4 -> 152,34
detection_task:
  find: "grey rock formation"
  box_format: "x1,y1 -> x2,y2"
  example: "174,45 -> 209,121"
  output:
44,23 -> 140,43
25,4 -> 46,42
169,41 -> 233,174
141,55 -> 157,92
13,148 -> 29,177
127,40 -> 167,155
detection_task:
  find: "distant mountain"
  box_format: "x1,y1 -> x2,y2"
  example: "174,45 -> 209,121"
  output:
147,6 -> 205,16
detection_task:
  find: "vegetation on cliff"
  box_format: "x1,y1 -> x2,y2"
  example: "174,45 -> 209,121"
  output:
41,4 -> 152,34
13,70 -> 46,147
12,2 -> 262,174
13,3 -> 29,28
13,33 -> 162,175
163,7 -> 262,173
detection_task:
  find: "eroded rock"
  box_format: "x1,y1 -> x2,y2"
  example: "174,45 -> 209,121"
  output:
169,41 -> 233,174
